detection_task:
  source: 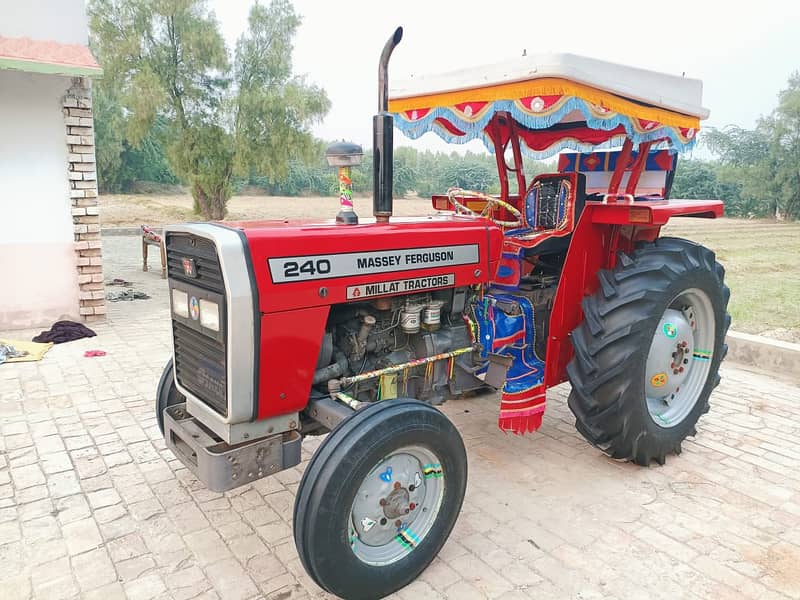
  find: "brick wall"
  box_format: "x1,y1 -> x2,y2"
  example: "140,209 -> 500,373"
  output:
64,77 -> 105,321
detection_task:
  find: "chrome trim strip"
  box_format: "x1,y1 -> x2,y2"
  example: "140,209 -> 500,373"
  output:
164,223 -> 256,438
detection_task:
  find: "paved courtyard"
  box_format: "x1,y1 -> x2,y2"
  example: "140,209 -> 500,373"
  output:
1,234 -> 800,600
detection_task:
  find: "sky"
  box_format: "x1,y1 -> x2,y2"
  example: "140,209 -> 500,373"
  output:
212,0 -> 800,157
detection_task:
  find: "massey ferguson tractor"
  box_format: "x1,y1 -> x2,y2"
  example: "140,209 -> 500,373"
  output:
157,28 -> 730,599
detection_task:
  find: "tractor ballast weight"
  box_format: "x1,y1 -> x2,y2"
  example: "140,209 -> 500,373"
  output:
157,28 -> 729,599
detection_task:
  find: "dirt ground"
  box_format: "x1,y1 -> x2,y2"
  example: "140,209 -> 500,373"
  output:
100,192 -> 800,341
99,193 -> 436,226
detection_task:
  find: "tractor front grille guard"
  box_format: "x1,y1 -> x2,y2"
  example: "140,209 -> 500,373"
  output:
166,232 -> 228,417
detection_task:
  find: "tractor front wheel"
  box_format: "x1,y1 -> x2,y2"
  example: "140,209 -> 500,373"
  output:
293,399 -> 467,599
567,237 -> 730,466
155,358 -> 185,435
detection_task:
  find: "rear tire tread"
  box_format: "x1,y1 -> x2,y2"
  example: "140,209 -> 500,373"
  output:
567,237 -> 730,466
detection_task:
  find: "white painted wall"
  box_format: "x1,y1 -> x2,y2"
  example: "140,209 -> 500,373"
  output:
0,0 -> 88,45
0,70 -> 80,330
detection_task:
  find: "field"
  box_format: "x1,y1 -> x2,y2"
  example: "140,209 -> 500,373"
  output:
100,193 -> 800,341
661,217 -> 800,341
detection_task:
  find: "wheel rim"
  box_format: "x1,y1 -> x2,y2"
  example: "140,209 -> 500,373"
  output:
645,288 -> 715,428
348,445 -> 445,566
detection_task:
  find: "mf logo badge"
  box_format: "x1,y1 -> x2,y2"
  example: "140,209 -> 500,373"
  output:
189,296 -> 200,320
182,257 -> 197,278
650,372 -> 668,388
662,323 -> 677,339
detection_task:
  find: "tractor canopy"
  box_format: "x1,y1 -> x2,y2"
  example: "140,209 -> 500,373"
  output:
388,52 -> 708,159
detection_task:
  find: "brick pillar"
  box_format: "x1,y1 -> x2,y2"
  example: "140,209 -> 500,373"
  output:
64,77 -> 106,322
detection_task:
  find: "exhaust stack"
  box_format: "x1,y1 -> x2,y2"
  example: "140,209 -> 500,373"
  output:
373,26 -> 403,223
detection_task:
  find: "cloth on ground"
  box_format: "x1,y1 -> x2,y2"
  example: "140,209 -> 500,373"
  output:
107,278 -> 133,286
106,289 -> 151,302
0,339 -> 54,364
32,320 -> 97,344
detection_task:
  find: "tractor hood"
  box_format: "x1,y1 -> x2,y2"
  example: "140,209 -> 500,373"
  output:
226,215 -> 504,314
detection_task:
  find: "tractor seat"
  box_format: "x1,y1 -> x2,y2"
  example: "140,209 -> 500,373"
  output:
492,173 -> 586,289
504,172 -> 587,256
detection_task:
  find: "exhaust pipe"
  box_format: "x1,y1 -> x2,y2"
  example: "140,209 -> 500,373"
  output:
373,26 -> 403,223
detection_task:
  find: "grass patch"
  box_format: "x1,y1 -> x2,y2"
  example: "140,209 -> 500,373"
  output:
663,218 -> 800,337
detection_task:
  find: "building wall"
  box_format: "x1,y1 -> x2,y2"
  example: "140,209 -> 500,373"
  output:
0,70 -> 81,330
0,0 -> 88,45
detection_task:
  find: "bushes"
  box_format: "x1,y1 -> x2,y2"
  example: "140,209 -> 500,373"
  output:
240,147 -> 545,198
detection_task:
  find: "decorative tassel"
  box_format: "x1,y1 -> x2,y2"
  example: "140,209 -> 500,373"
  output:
393,97 -> 696,158
498,385 -> 547,435
498,411 -> 544,435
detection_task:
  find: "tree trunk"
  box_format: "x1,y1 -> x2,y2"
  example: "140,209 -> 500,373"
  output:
190,182 -> 228,220
209,192 -> 226,220
192,183 -> 211,219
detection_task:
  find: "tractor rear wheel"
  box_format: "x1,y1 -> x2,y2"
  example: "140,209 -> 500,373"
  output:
293,399 -> 467,600
567,237 -> 730,466
156,358 -> 185,435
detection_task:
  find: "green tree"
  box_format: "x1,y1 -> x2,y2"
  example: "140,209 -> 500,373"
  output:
671,159 -> 756,216
769,72 -> 800,220
92,85 -> 125,192
89,0 -> 329,219
704,72 -> 800,220
704,126 -> 777,218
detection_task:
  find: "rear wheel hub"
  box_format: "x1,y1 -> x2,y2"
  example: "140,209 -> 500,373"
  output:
645,288 -> 715,428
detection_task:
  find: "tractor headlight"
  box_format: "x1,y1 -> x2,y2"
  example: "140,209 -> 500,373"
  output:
199,299 -> 220,332
172,289 -> 189,318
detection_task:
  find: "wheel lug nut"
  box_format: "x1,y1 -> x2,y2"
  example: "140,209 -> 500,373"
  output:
409,503 -> 416,510
395,520 -> 402,527
679,367 -> 684,373
379,498 -> 387,506
394,482 -> 401,490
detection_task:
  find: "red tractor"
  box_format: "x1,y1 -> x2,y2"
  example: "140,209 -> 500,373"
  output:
157,28 -> 729,599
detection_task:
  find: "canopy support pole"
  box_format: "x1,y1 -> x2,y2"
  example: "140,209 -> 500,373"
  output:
625,141 -> 653,196
608,138 -> 634,194
488,112 -> 526,202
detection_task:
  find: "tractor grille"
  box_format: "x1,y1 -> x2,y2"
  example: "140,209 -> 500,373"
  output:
166,232 -> 228,417
166,234 -> 225,294
172,321 -> 227,416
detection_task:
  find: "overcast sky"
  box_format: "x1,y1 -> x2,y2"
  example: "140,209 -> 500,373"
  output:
212,0 -> 800,156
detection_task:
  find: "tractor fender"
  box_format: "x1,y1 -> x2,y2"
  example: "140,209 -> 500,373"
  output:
543,198 -> 723,389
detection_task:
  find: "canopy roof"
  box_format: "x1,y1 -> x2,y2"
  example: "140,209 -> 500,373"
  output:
0,36 -> 102,77
388,53 -> 707,158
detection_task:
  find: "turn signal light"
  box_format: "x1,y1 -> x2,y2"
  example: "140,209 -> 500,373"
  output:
432,196 -> 450,211
628,206 -> 652,223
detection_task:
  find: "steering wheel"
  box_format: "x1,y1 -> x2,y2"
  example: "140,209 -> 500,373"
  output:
446,187 -> 523,228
